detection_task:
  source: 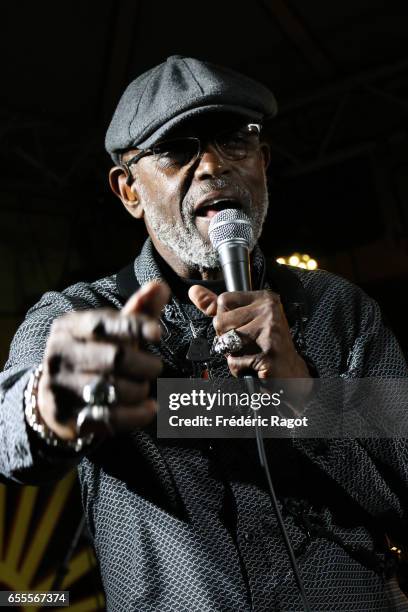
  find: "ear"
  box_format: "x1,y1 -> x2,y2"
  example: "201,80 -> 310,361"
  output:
109,166 -> 145,219
260,142 -> 271,170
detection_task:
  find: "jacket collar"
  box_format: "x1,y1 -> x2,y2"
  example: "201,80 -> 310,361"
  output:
116,237 -> 309,329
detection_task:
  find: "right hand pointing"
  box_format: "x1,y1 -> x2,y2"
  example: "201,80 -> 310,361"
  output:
36,281 -> 170,442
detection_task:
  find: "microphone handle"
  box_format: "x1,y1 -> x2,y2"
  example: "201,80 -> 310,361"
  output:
217,240 -> 254,378
217,241 -> 252,292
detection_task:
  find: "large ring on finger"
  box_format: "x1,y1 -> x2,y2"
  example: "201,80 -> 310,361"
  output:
212,329 -> 244,356
82,378 -> 117,406
76,377 -> 117,435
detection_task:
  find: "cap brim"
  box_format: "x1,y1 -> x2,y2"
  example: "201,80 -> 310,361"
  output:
136,104 -> 266,149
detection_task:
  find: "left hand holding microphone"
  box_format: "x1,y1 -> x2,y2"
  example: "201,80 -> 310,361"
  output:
189,286 -> 312,381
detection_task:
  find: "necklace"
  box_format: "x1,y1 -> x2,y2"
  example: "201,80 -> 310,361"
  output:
169,297 -> 213,378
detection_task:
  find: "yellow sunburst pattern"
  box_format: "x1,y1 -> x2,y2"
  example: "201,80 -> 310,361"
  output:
0,471 -> 105,611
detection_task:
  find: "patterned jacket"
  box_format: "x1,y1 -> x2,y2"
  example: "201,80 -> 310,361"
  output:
1,239 -> 408,611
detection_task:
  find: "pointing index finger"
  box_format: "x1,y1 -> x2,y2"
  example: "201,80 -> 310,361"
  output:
122,281 -> 171,318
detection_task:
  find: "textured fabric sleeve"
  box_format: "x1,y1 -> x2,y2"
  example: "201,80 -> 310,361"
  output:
293,267 -> 407,378
352,292 -> 408,538
293,269 -> 408,538
0,277 -> 122,484
345,288 -> 407,378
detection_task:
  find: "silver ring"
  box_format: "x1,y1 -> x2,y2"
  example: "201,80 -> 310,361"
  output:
212,329 -> 244,356
76,378 -> 117,435
82,378 -> 117,406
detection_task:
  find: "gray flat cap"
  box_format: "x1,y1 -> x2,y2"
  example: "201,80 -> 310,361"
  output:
105,55 -> 278,163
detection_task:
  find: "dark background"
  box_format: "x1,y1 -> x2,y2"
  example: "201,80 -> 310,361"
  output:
0,1 -> 407,608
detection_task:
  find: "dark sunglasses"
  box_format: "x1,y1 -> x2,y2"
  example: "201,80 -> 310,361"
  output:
123,123 -> 262,185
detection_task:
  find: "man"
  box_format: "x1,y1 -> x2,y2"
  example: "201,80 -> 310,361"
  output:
1,55 -> 407,611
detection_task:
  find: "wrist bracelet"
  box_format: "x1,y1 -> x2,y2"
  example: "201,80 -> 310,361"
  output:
24,364 -> 94,452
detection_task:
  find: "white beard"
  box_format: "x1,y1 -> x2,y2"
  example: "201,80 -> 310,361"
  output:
141,177 -> 269,272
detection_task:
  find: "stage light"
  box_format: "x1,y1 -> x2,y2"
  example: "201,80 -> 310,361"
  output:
288,254 -> 300,266
276,253 -> 319,270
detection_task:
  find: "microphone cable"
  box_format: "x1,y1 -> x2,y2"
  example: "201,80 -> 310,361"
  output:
243,374 -> 312,612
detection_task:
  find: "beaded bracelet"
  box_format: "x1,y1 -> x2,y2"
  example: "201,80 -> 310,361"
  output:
24,364 -> 94,452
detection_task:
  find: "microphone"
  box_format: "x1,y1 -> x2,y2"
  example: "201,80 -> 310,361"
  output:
208,208 -> 253,292
209,208 -> 255,379
209,207 -> 260,381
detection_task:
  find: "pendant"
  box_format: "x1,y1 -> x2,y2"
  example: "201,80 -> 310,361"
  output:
186,337 -> 212,362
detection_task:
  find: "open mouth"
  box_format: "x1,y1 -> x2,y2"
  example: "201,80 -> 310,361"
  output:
195,198 -> 242,219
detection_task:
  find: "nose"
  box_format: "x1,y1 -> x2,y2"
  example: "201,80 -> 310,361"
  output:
193,143 -> 231,180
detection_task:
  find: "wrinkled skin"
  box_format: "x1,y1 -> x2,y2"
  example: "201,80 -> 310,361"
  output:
38,281 -> 169,440
109,114 -> 271,279
188,286 -> 311,381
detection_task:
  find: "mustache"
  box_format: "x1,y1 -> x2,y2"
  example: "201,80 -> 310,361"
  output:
182,178 -> 251,216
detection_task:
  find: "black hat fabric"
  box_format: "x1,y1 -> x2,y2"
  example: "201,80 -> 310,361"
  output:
105,55 -> 278,163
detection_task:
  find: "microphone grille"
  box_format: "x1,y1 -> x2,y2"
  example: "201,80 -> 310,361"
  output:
208,208 -> 253,250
